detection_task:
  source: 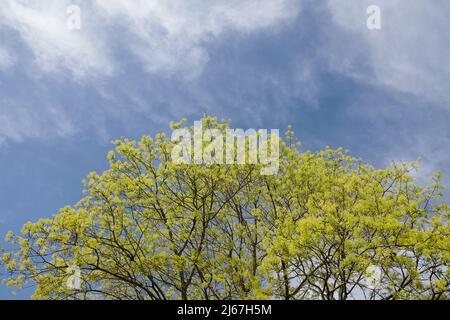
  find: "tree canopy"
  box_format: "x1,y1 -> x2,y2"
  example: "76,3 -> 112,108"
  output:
2,117 -> 449,300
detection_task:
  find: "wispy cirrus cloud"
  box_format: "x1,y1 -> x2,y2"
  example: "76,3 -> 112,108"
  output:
0,98 -> 76,146
0,0 -> 114,78
0,0 -> 302,145
325,0 -> 450,106
0,0 -> 300,79
93,0 -> 299,78
320,0 -> 450,182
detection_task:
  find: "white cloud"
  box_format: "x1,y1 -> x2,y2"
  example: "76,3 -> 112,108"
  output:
0,0 -> 300,79
326,0 -> 450,106
0,0 -> 114,78
0,0 -> 301,147
322,0 -> 450,182
93,0 -> 300,78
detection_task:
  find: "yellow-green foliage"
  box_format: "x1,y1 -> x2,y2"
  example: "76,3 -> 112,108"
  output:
2,117 -> 449,300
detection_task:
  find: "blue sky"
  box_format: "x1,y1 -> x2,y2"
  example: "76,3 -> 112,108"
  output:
1,0 -> 449,299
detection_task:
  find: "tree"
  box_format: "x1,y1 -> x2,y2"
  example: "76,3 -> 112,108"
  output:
2,117 -> 449,300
